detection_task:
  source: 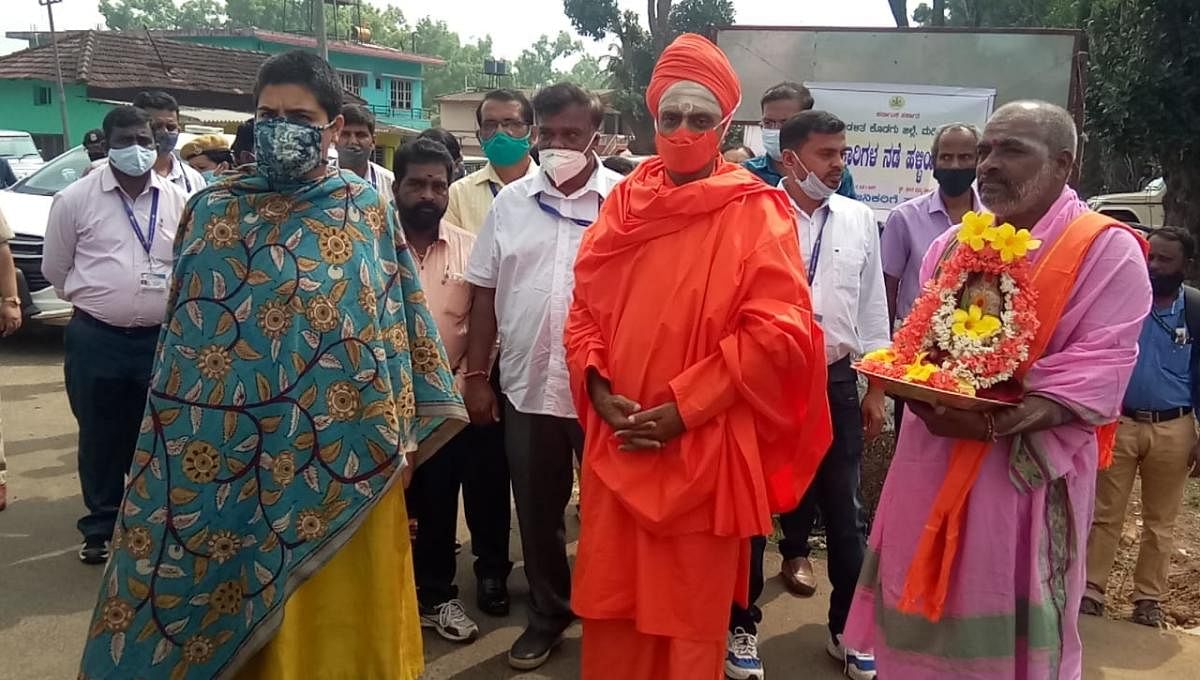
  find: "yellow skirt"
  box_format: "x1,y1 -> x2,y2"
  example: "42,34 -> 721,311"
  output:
235,480 -> 424,680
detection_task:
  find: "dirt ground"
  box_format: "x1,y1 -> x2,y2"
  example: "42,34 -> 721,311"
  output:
858,429 -> 1200,631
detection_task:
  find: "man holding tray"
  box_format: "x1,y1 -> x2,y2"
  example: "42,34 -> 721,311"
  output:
843,101 -> 1151,679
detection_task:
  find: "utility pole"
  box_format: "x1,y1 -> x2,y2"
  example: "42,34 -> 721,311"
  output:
314,0 -> 328,60
39,0 -> 71,150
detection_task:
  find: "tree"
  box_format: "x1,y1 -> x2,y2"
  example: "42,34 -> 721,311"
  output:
887,0 -> 910,26
512,32 -> 584,89
564,0 -> 735,152
405,17 -> 497,103
1087,0 -> 1200,232
566,55 -> 610,90
99,0 -> 223,29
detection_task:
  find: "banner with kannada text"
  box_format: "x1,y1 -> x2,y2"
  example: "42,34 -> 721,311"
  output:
807,82 -> 995,218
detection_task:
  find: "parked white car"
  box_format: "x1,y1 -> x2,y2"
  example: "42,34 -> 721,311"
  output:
0,130 -> 46,180
0,132 -> 230,326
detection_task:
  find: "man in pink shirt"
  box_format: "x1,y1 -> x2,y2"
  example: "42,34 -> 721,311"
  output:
41,105 -> 188,565
395,137 -> 511,643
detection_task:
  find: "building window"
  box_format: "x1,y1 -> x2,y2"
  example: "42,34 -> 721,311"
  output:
389,78 -> 413,111
338,71 -> 366,96
33,85 -> 51,106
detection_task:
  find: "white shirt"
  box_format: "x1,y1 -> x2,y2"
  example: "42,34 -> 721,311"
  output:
42,165 -> 188,327
466,162 -> 624,418
785,187 -> 891,364
89,154 -> 204,196
367,161 -> 395,204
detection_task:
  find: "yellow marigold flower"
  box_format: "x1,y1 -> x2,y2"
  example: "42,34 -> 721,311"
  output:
952,304 -> 1002,340
904,352 -> 939,383
990,223 -> 1042,263
863,348 -> 896,364
957,211 -> 998,251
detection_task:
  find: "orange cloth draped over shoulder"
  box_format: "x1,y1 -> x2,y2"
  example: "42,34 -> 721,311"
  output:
567,33 -> 832,680
898,212 -> 1149,622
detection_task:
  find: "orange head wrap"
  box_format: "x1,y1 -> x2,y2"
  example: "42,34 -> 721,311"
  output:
646,33 -> 741,119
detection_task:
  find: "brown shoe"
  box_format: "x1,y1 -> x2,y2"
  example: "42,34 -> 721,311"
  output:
779,557 -> 817,597
1132,599 -> 1165,628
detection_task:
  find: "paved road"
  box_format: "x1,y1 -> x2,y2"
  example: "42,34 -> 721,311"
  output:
3,326 -> 1199,679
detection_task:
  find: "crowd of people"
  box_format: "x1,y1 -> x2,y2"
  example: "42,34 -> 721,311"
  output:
0,29 -> 1192,680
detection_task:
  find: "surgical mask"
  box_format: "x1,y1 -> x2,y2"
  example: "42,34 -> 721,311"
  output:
108,144 -> 157,177
933,167 -> 976,198
539,147 -> 592,186
761,128 -> 783,160
254,117 -> 330,183
155,129 -> 179,155
656,119 -> 728,175
336,143 -> 372,170
785,151 -> 837,201
481,131 -> 531,167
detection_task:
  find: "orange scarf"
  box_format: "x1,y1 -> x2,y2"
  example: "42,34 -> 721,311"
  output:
898,211 -> 1148,621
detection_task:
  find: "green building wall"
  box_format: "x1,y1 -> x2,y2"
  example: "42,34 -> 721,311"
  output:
0,79 -> 114,154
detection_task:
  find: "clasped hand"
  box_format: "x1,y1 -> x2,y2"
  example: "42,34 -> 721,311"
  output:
591,385 -> 684,452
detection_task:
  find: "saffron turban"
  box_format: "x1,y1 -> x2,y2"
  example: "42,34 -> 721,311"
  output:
646,33 -> 742,119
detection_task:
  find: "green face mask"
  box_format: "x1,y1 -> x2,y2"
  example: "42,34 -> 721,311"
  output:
481,131 -> 531,167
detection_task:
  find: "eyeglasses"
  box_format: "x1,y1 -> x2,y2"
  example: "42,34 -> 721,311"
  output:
479,119 -> 530,138
761,118 -> 789,131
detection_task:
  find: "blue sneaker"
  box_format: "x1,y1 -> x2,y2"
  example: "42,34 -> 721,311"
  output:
827,632 -> 877,680
725,627 -> 764,680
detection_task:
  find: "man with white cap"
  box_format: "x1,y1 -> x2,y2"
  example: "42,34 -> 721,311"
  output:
566,33 -> 831,680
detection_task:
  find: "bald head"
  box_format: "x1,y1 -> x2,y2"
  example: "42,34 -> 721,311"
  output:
991,100 -> 1078,160
977,100 -> 1078,224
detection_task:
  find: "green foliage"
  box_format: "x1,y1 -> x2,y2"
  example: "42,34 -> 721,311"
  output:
910,0 -> 1083,27
563,0 -> 735,152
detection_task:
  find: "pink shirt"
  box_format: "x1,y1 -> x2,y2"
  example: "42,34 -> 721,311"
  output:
410,220 -> 475,385
42,164 -> 188,328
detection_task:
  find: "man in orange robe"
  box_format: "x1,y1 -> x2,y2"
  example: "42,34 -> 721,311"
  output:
565,33 -> 833,680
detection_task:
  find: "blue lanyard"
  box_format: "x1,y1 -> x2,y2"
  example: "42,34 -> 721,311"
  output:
120,188 -> 160,255
535,193 -> 599,228
488,180 -> 500,197
1150,291 -> 1189,345
806,207 -> 829,285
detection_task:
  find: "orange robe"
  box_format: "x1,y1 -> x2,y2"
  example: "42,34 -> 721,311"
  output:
566,158 -> 833,679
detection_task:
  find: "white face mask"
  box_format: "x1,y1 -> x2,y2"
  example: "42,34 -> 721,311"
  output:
785,151 -> 837,201
539,148 -> 592,186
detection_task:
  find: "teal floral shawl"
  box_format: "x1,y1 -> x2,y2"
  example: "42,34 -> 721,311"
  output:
78,169 -> 466,679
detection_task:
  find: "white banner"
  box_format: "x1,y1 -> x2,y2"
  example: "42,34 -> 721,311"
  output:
806,82 -> 995,216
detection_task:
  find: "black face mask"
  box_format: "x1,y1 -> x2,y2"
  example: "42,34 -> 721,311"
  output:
398,201 -> 444,232
87,151 -> 107,162
1150,271 -> 1186,296
934,167 -> 976,198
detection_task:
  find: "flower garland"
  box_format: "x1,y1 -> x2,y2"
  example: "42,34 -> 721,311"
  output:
860,211 -> 1042,397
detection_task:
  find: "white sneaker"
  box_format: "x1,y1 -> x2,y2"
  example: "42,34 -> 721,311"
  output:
826,632 -> 877,680
420,598 -> 479,643
725,626 -> 765,680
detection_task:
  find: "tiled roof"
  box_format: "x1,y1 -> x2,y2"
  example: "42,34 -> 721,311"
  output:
153,28 -> 446,67
0,31 -> 266,94
436,88 -> 616,103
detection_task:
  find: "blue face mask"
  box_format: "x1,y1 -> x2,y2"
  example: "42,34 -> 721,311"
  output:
761,128 -> 783,161
108,144 -> 157,177
254,117 -> 331,183
200,170 -> 218,185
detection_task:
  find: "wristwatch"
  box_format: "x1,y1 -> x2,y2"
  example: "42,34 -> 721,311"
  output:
1,296 -> 20,308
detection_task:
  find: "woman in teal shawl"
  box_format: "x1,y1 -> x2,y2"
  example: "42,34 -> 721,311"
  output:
79,50 -> 465,680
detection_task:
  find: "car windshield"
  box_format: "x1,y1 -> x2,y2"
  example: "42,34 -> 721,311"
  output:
8,146 -> 89,197
0,135 -> 39,158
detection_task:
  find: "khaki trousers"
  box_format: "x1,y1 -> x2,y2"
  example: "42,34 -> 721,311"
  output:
1086,415 -> 1196,602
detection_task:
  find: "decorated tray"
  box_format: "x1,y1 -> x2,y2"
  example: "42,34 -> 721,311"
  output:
854,362 -> 1015,412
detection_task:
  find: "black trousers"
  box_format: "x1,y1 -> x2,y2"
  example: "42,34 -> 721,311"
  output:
407,420 -> 512,609
505,399 -> 583,635
64,313 -> 158,543
730,364 -> 868,637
